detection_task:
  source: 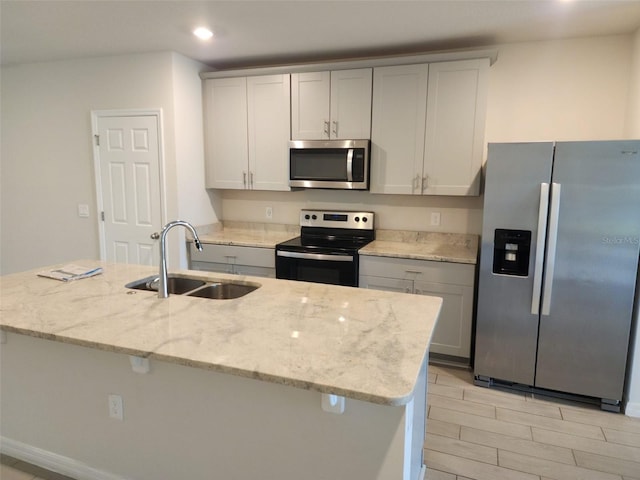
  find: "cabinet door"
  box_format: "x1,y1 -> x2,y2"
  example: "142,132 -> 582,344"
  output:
204,77 -> 248,189
423,59 -> 489,196
370,64 -> 428,194
359,275 -> 413,294
234,265 -> 276,278
330,68 -> 372,140
247,75 -> 291,191
191,261 -> 234,274
414,280 -> 474,359
291,71 -> 331,140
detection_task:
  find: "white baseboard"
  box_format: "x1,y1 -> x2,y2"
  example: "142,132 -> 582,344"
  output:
0,437 -> 127,480
625,401 -> 640,418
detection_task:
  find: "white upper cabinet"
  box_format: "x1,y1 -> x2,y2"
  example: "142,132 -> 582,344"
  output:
370,64 -> 429,194
204,74 -> 291,191
423,59 -> 489,195
204,77 -> 248,190
370,58 -> 489,196
246,75 -> 291,191
291,68 -> 372,140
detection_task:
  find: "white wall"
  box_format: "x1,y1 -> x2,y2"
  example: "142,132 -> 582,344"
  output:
626,28 -> 640,137
220,34 -> 634,234
485,35 -> 631,143
170,53 -> 221,266
0,51 -> 216,275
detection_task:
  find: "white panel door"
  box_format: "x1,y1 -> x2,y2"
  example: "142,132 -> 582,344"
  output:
97,114 -> 162,265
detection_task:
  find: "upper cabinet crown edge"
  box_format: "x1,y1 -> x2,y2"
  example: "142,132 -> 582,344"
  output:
200,48 -> 498,79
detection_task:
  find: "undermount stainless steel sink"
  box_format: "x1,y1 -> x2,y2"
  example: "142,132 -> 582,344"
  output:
125,275 -> 260,300
187,282 -> 259,299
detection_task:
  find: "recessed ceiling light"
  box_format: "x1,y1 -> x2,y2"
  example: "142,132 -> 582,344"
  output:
193,27 -> 213,40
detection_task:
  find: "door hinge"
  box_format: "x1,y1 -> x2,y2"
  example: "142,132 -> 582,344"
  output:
101,211 -> 105,221
94,134 -> 100,146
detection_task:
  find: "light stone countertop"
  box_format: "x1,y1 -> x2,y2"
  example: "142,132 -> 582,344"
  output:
0,261 -> 442,406
194,221 -> 299,248
360,230 -> 479,265
194,223 -> 478,264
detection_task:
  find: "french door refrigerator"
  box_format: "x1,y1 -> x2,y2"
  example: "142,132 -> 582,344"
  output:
474,140 -> 640,412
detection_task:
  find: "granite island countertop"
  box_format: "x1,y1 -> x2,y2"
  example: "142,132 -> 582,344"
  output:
0,261 -> 442,406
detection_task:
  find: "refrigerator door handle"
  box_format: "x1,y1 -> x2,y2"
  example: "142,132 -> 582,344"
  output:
541,182 -> 562,316
531,182 -> 550,315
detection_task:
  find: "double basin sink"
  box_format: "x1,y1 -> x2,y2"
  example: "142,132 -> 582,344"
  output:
126,274 -> 260,300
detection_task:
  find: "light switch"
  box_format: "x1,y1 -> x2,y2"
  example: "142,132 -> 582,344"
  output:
78,204 -> 90,218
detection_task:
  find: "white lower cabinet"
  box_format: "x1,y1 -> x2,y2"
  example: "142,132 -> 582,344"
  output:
359,255 -> 474,361
188,244 -> 276,278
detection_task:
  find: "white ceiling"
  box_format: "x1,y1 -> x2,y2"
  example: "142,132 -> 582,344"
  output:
2,0 -> 640,69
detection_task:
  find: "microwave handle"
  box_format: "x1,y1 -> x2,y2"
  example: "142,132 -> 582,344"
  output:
346,149 -> 354,182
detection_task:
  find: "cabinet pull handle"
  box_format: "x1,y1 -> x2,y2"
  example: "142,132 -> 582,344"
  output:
250,171 -> 254,188
413,174 -> 420,192
323,120 -> 330,137
243,171 -> 247,188
422,175 -> 428,193
332,121 -> 338,137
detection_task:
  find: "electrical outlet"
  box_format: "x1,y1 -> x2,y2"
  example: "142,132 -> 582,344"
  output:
108,394 -> 123,421
265,206 -> 273,219
430,212 -> 441,226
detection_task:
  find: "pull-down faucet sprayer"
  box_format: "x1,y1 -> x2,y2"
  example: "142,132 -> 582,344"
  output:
156,220 -> 202,298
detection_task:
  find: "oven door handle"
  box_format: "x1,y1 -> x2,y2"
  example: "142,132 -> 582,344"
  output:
276,251 -> 355,262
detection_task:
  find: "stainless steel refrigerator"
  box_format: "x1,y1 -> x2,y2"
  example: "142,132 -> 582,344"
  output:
474,140 -> 640,412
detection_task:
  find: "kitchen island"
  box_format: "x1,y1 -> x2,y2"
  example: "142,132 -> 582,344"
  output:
0,261 -> 441,480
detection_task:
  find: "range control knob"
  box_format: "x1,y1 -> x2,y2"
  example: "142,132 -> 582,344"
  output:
304,214 -> 310,220
362,216 -> 368,223
312,214 -> 317,220
354,216 -> 360,222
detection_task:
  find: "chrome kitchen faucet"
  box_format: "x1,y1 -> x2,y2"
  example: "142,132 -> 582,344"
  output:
155,220 -> 203,298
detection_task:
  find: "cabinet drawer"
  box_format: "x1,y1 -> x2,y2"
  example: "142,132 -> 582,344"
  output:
359,255 -> 474,286
189,244 -> 275,269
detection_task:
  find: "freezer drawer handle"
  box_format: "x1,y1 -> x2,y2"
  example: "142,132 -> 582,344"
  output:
531,183 -> 550,315
541,182 -> 561,316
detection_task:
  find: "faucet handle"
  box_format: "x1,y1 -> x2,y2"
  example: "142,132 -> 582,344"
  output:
150,232 -> 160,240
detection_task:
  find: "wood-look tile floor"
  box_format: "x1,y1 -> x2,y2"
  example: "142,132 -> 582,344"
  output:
425,364 -> 640,480
2,365 -> 639,479
0,455 -> 75,480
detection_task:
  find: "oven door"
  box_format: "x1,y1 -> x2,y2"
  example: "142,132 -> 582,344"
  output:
275,250 -> 358,287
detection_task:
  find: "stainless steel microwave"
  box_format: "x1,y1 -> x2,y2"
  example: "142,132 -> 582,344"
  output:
289,139 -> 370,190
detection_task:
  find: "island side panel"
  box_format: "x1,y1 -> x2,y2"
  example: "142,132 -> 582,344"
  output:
0,333 -> 424,480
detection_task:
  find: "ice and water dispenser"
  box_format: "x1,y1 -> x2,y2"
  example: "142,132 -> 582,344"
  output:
492,229 -> 531,276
